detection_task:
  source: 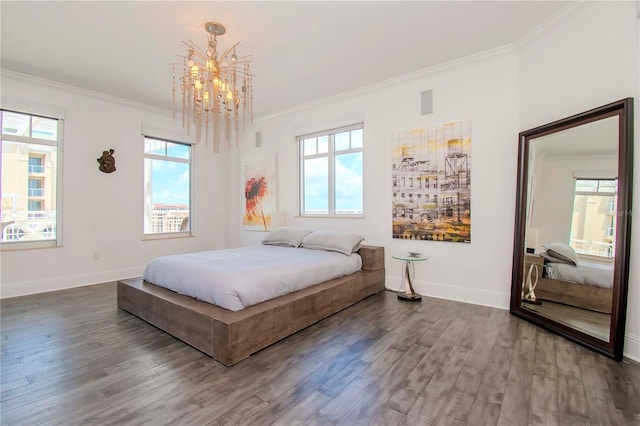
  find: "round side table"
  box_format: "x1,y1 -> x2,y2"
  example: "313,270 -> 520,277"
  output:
392,253 -> 428,301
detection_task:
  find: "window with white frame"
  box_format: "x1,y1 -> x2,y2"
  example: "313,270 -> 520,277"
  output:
1,110 -> 61,246
569,178 -> 617,258
143,136 -> 191,235
298,124 -> 363,216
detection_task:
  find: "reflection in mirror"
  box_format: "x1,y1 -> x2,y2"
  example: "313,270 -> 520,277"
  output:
521,116 -> 618,342
510,98 -> 633,361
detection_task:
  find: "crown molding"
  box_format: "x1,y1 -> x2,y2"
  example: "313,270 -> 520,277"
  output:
1,68 -> 172,116
255,44 -> 516,122
515,1 -> 596,50
256,2 -> 600,122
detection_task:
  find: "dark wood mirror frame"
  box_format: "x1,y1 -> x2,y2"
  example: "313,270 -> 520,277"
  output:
510,98 -> 633,361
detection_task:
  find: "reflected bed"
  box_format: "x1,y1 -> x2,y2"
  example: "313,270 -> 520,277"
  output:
534,244 -> 614,314
536,259 -> 614,314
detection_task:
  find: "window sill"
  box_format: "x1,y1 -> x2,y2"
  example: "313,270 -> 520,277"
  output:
295,215 -> 364,219
0,240 -> 59,251
142,232 -> 192,241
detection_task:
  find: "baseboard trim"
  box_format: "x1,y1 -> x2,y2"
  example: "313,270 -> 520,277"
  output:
5,272 -> 638,361
624,333 -> 640,363
0,267 -> 144,299
385,275 -> 511,310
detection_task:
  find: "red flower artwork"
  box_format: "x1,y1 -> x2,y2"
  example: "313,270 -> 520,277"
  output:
245,176 -> 268,230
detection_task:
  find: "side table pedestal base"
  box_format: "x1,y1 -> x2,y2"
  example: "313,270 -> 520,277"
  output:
398,293 -> 422,302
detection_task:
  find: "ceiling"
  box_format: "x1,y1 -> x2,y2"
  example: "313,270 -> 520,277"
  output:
534,115 -> 619,158
1,1 -> 570,120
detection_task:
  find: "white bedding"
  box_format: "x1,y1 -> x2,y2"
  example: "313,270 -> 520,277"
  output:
545,260 -> 614,289
143,245 -> 362,311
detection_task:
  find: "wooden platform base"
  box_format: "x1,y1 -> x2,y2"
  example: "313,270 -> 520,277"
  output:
117,246 -> 385,366
536,277 -> 612,314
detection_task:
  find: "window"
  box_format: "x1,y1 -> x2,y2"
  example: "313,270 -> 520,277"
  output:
28,178 -> 44,197
299,124 -> 363,216
28,200 -> 43,211
1,110 -> 61,246
28,156 -> 45,173
143,136 -> 191,236
569,178 -> 617,258
4,225 -> 26,241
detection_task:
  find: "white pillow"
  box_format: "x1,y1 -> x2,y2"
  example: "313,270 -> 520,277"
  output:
542,242 -> 579,266
538,250 -> 575,266
300,230 -> 364,256
261,227 -> 313,248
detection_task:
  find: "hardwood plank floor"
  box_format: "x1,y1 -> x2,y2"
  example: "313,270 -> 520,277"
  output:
523,301 -> 610,342
1,282 -> 639,425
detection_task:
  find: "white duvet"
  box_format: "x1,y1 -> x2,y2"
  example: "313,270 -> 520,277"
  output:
143,245 -> 362,311
546,260 -> 614,289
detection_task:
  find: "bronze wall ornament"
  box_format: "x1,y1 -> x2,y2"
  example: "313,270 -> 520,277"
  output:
97,149 -> 116,173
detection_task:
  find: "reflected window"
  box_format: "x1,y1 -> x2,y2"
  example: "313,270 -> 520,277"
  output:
570,178 -> 617,258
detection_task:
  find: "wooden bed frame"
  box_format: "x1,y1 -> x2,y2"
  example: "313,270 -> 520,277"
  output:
535,277 -> 612,314
117,245 -> 385,366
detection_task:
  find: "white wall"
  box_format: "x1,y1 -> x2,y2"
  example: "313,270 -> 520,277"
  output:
518,1 -> 639,360
0,72 -> 228,297
233,1 -> 639,360
236,48 -> 521,310
531,154 -> 617,249
1,1 -> 637,360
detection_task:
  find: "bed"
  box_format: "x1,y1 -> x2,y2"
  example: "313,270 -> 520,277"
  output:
534,242 -> 614,313
117,229 -> 385,366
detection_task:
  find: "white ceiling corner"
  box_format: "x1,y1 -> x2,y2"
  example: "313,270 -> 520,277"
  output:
1,1 -> 571,119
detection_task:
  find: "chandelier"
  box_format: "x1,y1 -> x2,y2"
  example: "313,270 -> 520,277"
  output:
173,21 -> 253,152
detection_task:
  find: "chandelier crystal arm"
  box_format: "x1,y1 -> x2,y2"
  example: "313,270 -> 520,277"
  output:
219,42 -> 240,61
182,41 -> 207,58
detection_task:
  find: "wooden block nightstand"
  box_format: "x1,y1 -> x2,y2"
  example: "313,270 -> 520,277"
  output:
524,253 -> 544,267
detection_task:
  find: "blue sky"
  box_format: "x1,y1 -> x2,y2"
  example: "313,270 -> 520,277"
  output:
304,152 -> 363,212
145,140 -> 190,205
148,138 -> 363,211
150,159 -> 189,205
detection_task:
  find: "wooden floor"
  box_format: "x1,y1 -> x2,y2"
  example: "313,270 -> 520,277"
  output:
523,300 -> 611,342
1,283 -> 639,426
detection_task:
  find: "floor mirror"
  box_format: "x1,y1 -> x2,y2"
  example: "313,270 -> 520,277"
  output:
510,98 -> 633,361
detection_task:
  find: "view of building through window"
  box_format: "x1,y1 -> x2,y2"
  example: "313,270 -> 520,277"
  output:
569,178 -> 617,258
1,110 -> 59,243
143,136 -> 191,235
150,203 -> 189,233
